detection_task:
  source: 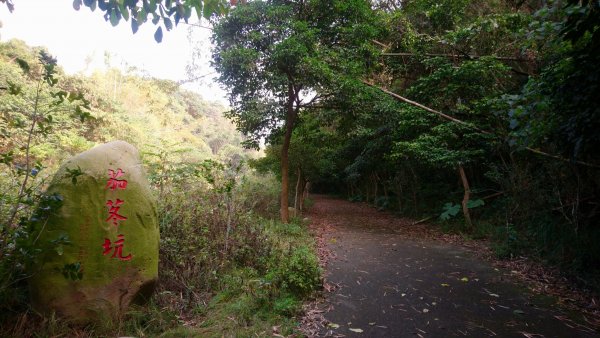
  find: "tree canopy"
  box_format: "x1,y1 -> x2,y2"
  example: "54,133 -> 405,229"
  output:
212,0 -> 379,222
2,0 -> 231,42
249,0 -> 599,272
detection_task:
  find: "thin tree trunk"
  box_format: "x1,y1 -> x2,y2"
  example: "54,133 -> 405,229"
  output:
372,173 -> 378,202
7,81 -> 42,227
397,178 -> 403,212
409,165 -> 419,214
280,128 -> 291,223
459,164 -> 473,228
225,193 -> 232,252
294,167 -> 301,215
300,180 -> 308,212
280,84 -> 297,223
380,173 -> 388,199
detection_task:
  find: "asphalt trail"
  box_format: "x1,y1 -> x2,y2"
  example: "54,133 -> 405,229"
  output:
309,195 -> 598,338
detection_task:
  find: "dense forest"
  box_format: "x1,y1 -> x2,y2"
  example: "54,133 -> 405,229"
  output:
1,0 -> 599,336
213,0 -> 598,281
244,0 -> 600,272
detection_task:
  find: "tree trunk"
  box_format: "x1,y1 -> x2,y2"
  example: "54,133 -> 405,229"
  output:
396,178 -> 403,212
459,164 -> 473,228
300,180 -> 309,211
280,84 -> 297,223
294,167 -> 301,213
409,165 -> 419,214
372,173 -> 378,202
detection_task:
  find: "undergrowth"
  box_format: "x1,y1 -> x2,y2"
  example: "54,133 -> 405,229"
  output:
0,162 -> 321,337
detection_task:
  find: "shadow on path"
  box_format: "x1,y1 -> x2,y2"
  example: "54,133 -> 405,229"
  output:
307,195 -> 598,338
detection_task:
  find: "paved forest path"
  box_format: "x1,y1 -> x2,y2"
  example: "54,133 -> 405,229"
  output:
305,195 -> 598,338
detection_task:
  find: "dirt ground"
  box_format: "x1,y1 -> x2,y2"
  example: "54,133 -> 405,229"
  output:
300,195 -> 599,338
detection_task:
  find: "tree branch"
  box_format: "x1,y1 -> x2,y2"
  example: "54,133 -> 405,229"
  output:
524,147 -> 600,169
380,52 -> 528,62
363,80 -> 600,169
371,39 -> 390,49
361,80 -> 492,135
177,71 -> 216,85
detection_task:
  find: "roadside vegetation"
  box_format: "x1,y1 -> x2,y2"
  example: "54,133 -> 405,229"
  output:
251,0 -> 600,292
0,39 -> 320,337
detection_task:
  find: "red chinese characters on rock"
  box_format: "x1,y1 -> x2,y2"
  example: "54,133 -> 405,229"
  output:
105,199 -> 127,226
102,234 -> 132,261
103,168 -> 132,261
106,168 -> 128,190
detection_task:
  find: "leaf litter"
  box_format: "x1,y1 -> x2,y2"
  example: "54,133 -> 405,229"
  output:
298,195 -> 600,335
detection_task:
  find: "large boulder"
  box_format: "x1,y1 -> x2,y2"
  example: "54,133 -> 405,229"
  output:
29,141 -> 158,323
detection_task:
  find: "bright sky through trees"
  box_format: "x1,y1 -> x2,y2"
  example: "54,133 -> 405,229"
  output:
0,0 -> 226,102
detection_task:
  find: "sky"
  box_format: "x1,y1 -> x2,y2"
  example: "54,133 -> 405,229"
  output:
0,0 -> 227,103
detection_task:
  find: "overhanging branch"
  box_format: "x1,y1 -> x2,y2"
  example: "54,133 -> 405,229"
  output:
381,52 -> 528,62
361,80 -> 491,135
363,80 -> 600,169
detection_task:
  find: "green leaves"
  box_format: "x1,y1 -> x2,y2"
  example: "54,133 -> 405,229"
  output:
466,199 -> 484,209
131,18 -> 139,33
61,262 -> 84,281
154,26 -> 163,43
15,58 -> 30,74
440,199 -> 484,220
163,17 -> 173,30
212,0 -> 378,147
65,166 -> 84,185
109,8 -> 120,26
440,203 -> 461,220
7,81 -> 22,95
73,0 -> 230,42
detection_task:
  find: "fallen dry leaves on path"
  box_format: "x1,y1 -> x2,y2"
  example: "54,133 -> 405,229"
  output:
298,195 -> 599,336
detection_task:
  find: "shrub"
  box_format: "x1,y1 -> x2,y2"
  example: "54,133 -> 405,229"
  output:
270,245 -> 321,297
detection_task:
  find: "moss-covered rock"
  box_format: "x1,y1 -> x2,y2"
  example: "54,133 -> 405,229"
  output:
29,141 -> 158,323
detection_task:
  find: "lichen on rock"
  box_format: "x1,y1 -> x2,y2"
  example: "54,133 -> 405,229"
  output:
29,141 -> 158,323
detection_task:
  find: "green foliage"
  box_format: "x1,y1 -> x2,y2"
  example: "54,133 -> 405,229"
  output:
3,0 -> 600,334
212,0 -> 380,222
212,0 -> 378,147
440,199 -> 484,220
61,262 -> 83,281
151,155 -> 319,335
253,0 -> 600,286
440,202 -> 461,221
467,199 -> 485,208
269,245 -> 320,297
0,38 -> 271,335
492,223 -> 525,259
64,166 -> 83,185
0,42 -> 93,316
157,178 -> 318,336
237,172 -> 280,218
509,1 -> 600,162
72,0 -> 231,42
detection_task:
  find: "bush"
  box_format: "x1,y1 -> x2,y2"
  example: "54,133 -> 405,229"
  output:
238,173 -> 280,218
269,245 -> 321,297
